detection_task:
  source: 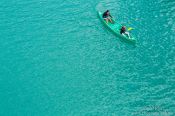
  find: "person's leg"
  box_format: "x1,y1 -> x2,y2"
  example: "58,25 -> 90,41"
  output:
108,18 -> 113,23
104,18 -> 109,23
125,32 -> 131,38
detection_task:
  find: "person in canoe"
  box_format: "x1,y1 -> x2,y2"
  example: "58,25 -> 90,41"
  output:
120,26 -> 131,39
103,10 -> 113,23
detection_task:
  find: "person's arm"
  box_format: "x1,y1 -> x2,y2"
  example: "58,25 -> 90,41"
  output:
109,14 -> 113,18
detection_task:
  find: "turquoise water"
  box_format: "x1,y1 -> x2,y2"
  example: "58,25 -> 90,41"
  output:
0,0 -> 175,115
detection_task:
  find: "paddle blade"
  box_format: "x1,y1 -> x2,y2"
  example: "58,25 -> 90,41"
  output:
128,27 -> 134,31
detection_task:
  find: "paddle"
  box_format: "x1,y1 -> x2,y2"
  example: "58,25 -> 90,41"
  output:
127,27 -> 134,31
121,23 -> 134,31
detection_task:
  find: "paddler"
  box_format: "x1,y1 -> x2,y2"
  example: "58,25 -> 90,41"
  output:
103,10 -> 113,23
120,26 -> 131,39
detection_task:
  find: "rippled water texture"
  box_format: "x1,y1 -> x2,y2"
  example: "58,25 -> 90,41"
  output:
0,0 -> 175,115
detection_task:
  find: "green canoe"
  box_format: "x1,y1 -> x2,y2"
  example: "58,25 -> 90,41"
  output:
98,11 -> 136,42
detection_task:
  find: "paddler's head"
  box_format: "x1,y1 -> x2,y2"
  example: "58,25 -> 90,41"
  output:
122,26 -> 126,31
106,10 -> 110,14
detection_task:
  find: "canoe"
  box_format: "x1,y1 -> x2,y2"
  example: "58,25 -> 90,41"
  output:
98,11 -> 136,42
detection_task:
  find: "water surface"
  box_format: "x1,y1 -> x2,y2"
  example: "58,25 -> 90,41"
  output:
0,0 -> 175,115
